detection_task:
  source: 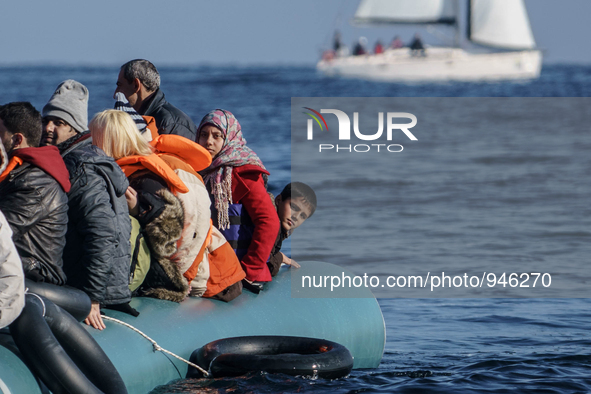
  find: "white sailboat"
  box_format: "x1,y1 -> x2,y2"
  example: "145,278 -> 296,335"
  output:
317,0 -> 542,82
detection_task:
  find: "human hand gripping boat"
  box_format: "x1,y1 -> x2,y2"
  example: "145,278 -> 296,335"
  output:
317,0 -> 543,82
0,261 -> 385,394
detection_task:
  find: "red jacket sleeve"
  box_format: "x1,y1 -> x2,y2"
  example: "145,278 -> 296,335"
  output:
232,167 -> 279,282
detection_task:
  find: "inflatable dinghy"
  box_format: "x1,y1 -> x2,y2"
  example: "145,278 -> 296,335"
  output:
0,262 -> 385,394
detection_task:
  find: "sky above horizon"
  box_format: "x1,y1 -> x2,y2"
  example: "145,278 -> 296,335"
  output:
1,0 -> 590,66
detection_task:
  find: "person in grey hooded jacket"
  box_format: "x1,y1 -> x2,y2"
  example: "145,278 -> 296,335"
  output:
41,80 -> 134,330
0,144 -> 25,329
0,208 -> 25,329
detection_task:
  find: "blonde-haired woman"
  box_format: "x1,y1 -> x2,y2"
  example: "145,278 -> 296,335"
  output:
90,110 -> 153,160
90,109 -> 245,302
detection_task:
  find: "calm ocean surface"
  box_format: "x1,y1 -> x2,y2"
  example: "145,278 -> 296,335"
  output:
1,64 -> 590,393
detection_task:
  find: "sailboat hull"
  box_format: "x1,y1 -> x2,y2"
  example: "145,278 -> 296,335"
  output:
317,47 -> 542,82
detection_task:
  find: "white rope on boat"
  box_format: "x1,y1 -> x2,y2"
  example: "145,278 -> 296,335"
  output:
25,290 -> 47,317
101,315 -> 210,377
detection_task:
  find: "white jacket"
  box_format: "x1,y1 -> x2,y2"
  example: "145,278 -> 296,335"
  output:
0,211 -> 25,328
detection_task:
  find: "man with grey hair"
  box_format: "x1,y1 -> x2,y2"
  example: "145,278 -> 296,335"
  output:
114,59 -> 197,140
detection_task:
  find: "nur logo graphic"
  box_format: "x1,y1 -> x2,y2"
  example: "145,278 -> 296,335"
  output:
303,107 -> 417,153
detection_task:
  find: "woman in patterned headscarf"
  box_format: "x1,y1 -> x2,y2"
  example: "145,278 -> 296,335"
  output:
197,109 -> 279,291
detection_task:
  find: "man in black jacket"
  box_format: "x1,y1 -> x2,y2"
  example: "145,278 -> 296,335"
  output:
0,102 -> 70,286
41,80 -> 135,329
114,59 -> 197,141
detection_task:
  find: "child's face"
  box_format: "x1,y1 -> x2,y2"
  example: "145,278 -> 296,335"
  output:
276,195 -> 312,234
198,124 -> 225,159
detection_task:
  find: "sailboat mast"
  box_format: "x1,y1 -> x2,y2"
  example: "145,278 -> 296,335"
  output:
466,0 -> 472,44
453,0 -> 461,47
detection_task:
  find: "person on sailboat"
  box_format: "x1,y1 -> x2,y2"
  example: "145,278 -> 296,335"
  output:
332,30 -> 349,58
333,31 -> 343,52
374,40 -> 384,54
409,34 -> 425,56
390,36 -> 404,49
353,37 -> 368,56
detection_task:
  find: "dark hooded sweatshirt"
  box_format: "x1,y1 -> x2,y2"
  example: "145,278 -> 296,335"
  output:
0,145 -> 70,285
59,134 -> 132,305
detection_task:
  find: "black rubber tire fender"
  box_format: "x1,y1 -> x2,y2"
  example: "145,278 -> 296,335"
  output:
187,336 -> 353,379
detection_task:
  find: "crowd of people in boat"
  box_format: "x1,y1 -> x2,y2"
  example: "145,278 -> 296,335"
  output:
0,59 -> 318,332
323,31 -> 425,60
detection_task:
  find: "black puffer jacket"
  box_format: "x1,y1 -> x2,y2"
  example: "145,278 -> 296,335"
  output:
0,163 -> 68,285
140,88 -> 197,141
60,136 -> 132,305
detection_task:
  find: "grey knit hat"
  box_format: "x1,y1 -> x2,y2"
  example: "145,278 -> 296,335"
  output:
42,80 -> 89,133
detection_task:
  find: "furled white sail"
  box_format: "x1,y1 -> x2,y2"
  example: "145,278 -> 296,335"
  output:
469,0 -> 536,49
353,0 -> 456,25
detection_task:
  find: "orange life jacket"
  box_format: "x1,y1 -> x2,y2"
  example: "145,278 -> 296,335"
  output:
143,116 -> 160,141
116,153 -> 189,195
119,134 -> 243,298
0,157 -> 23,183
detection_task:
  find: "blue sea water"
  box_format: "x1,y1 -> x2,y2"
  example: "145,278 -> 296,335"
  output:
1,64 -> 590,393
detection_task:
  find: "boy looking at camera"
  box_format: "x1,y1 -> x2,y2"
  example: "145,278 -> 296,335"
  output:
268,182 -> 317,276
